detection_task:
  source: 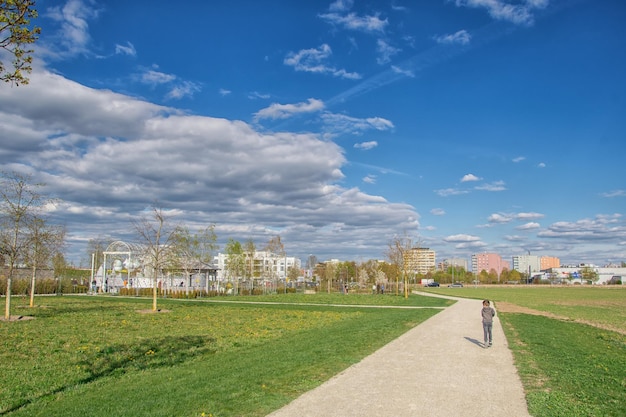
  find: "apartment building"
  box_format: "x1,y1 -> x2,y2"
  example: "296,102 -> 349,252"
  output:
404,247 -> 436,275
471,253 -> 510,276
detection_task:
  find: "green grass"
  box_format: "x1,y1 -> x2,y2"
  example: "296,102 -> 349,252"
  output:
0,294 -> 448,416
421,286 -> 626,416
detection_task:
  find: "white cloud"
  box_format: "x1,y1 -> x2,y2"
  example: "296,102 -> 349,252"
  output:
284,44 -> 361,79
517,222 -> 541,230
435,188 -> 469,197
141,69 -> 176,85
254,98 -> 325,121
433,30 -> 471,45
329,0 -> 354,12
391,65 -> 415,77
319,12 -> 388,33
600,190 -> 626,198
219,88 -> 232,96
537,162 -> 546,168
0,69 -> 421,263
321,113 -> 394,136
431,208 -> 446,216
376,39 -> 401,65
475,180 -> 506,191
354,141 -> 378,150
248,91 -> 270,100
454,0 -> 548,26
115,41 -> 136,56
512,156 -> 526,162
166,81 -> 202,100
516,212 -> 544,220
363,175 -> 377,184
538,214 -> 626,242
461,173 -> 480,182
444,234 -> 481,242
44,0 -> 101,57
488,213 -> 513,224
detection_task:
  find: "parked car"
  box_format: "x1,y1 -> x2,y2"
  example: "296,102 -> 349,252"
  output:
426,281 -> 440,287
448,283 -> 463,288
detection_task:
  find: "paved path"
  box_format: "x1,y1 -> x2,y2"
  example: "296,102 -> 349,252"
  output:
267,293 -> 530,417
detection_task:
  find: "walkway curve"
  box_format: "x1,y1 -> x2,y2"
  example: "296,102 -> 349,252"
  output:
267,293 -> 530,417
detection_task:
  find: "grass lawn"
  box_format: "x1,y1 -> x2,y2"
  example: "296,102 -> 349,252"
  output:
0,293 -> 449,417
421,286 -> 626,416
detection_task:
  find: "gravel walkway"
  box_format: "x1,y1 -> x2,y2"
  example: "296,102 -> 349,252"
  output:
267,293 -> 530,417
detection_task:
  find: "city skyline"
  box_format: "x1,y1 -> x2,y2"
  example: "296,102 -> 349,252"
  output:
0,0 -> 625,267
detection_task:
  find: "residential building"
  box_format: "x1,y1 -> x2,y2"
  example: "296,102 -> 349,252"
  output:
471,253 -> 509,276
404,247 -> 436,275
214,251 -> 301,281
541,256 -> 560,270
512,255 -> 541,275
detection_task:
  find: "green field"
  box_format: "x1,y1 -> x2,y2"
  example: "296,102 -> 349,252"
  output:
0,294 -> 448,417
1,288 -> 625,417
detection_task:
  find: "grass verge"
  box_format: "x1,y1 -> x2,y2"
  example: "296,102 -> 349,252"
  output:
1,294 -> 447,416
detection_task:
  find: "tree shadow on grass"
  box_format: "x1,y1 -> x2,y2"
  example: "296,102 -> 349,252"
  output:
1,335 -> 216,415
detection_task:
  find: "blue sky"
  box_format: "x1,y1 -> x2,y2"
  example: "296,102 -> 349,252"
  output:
1,0 -> 625,268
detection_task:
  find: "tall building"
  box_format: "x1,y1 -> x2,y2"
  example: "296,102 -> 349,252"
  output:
404,247 -> 436,275
512,255 -> 541,274
471,253 -> 510,276
541,256 -> 560,270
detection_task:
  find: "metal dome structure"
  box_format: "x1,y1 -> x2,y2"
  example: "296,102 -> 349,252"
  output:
92,241 -> 146,293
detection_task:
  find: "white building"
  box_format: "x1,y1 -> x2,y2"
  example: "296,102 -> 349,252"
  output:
547,266 -> 625,285
214,251 -> 301,281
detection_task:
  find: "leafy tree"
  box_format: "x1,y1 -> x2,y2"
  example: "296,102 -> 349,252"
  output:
224,238 -> 244,294
0,0 -> 41,85
580,266 -> 599,284
172,225 -> 218,293
132,204 -> 178,311
0,171 -> 52,319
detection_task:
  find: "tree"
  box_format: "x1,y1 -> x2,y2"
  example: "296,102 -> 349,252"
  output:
172,225 -> 218,294
1,0 -> 41,85
242,239 -> 256,290
264,235 -> 285,289
386,233 -> 419,298
132,204 -> 178,311
0,171 -> 51,319
84,236 -> 112,270
224,238 -> 244,294
24,216 -> 65,307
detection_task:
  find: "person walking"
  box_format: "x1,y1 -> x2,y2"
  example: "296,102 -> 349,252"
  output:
481,299 -> 496,348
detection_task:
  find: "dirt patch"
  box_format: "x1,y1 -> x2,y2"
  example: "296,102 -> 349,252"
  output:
136,309 -> 171,314
495,301 -> 626,336
0,315 -> 35,322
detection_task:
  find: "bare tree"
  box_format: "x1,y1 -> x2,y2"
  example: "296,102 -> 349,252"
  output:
132,204 -> 178,311
386,233 -> 420,299
0,171 -> 51,319
24,216 -> 65,307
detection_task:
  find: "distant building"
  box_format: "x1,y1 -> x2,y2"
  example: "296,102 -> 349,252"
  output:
541,256 -> 560,270
439,258 -> 468,271
512,255 -> 541,275
547,266 -> 625,285
404,247 -> 436,275
214,251 -> 301,281
471,253 -> 509,276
